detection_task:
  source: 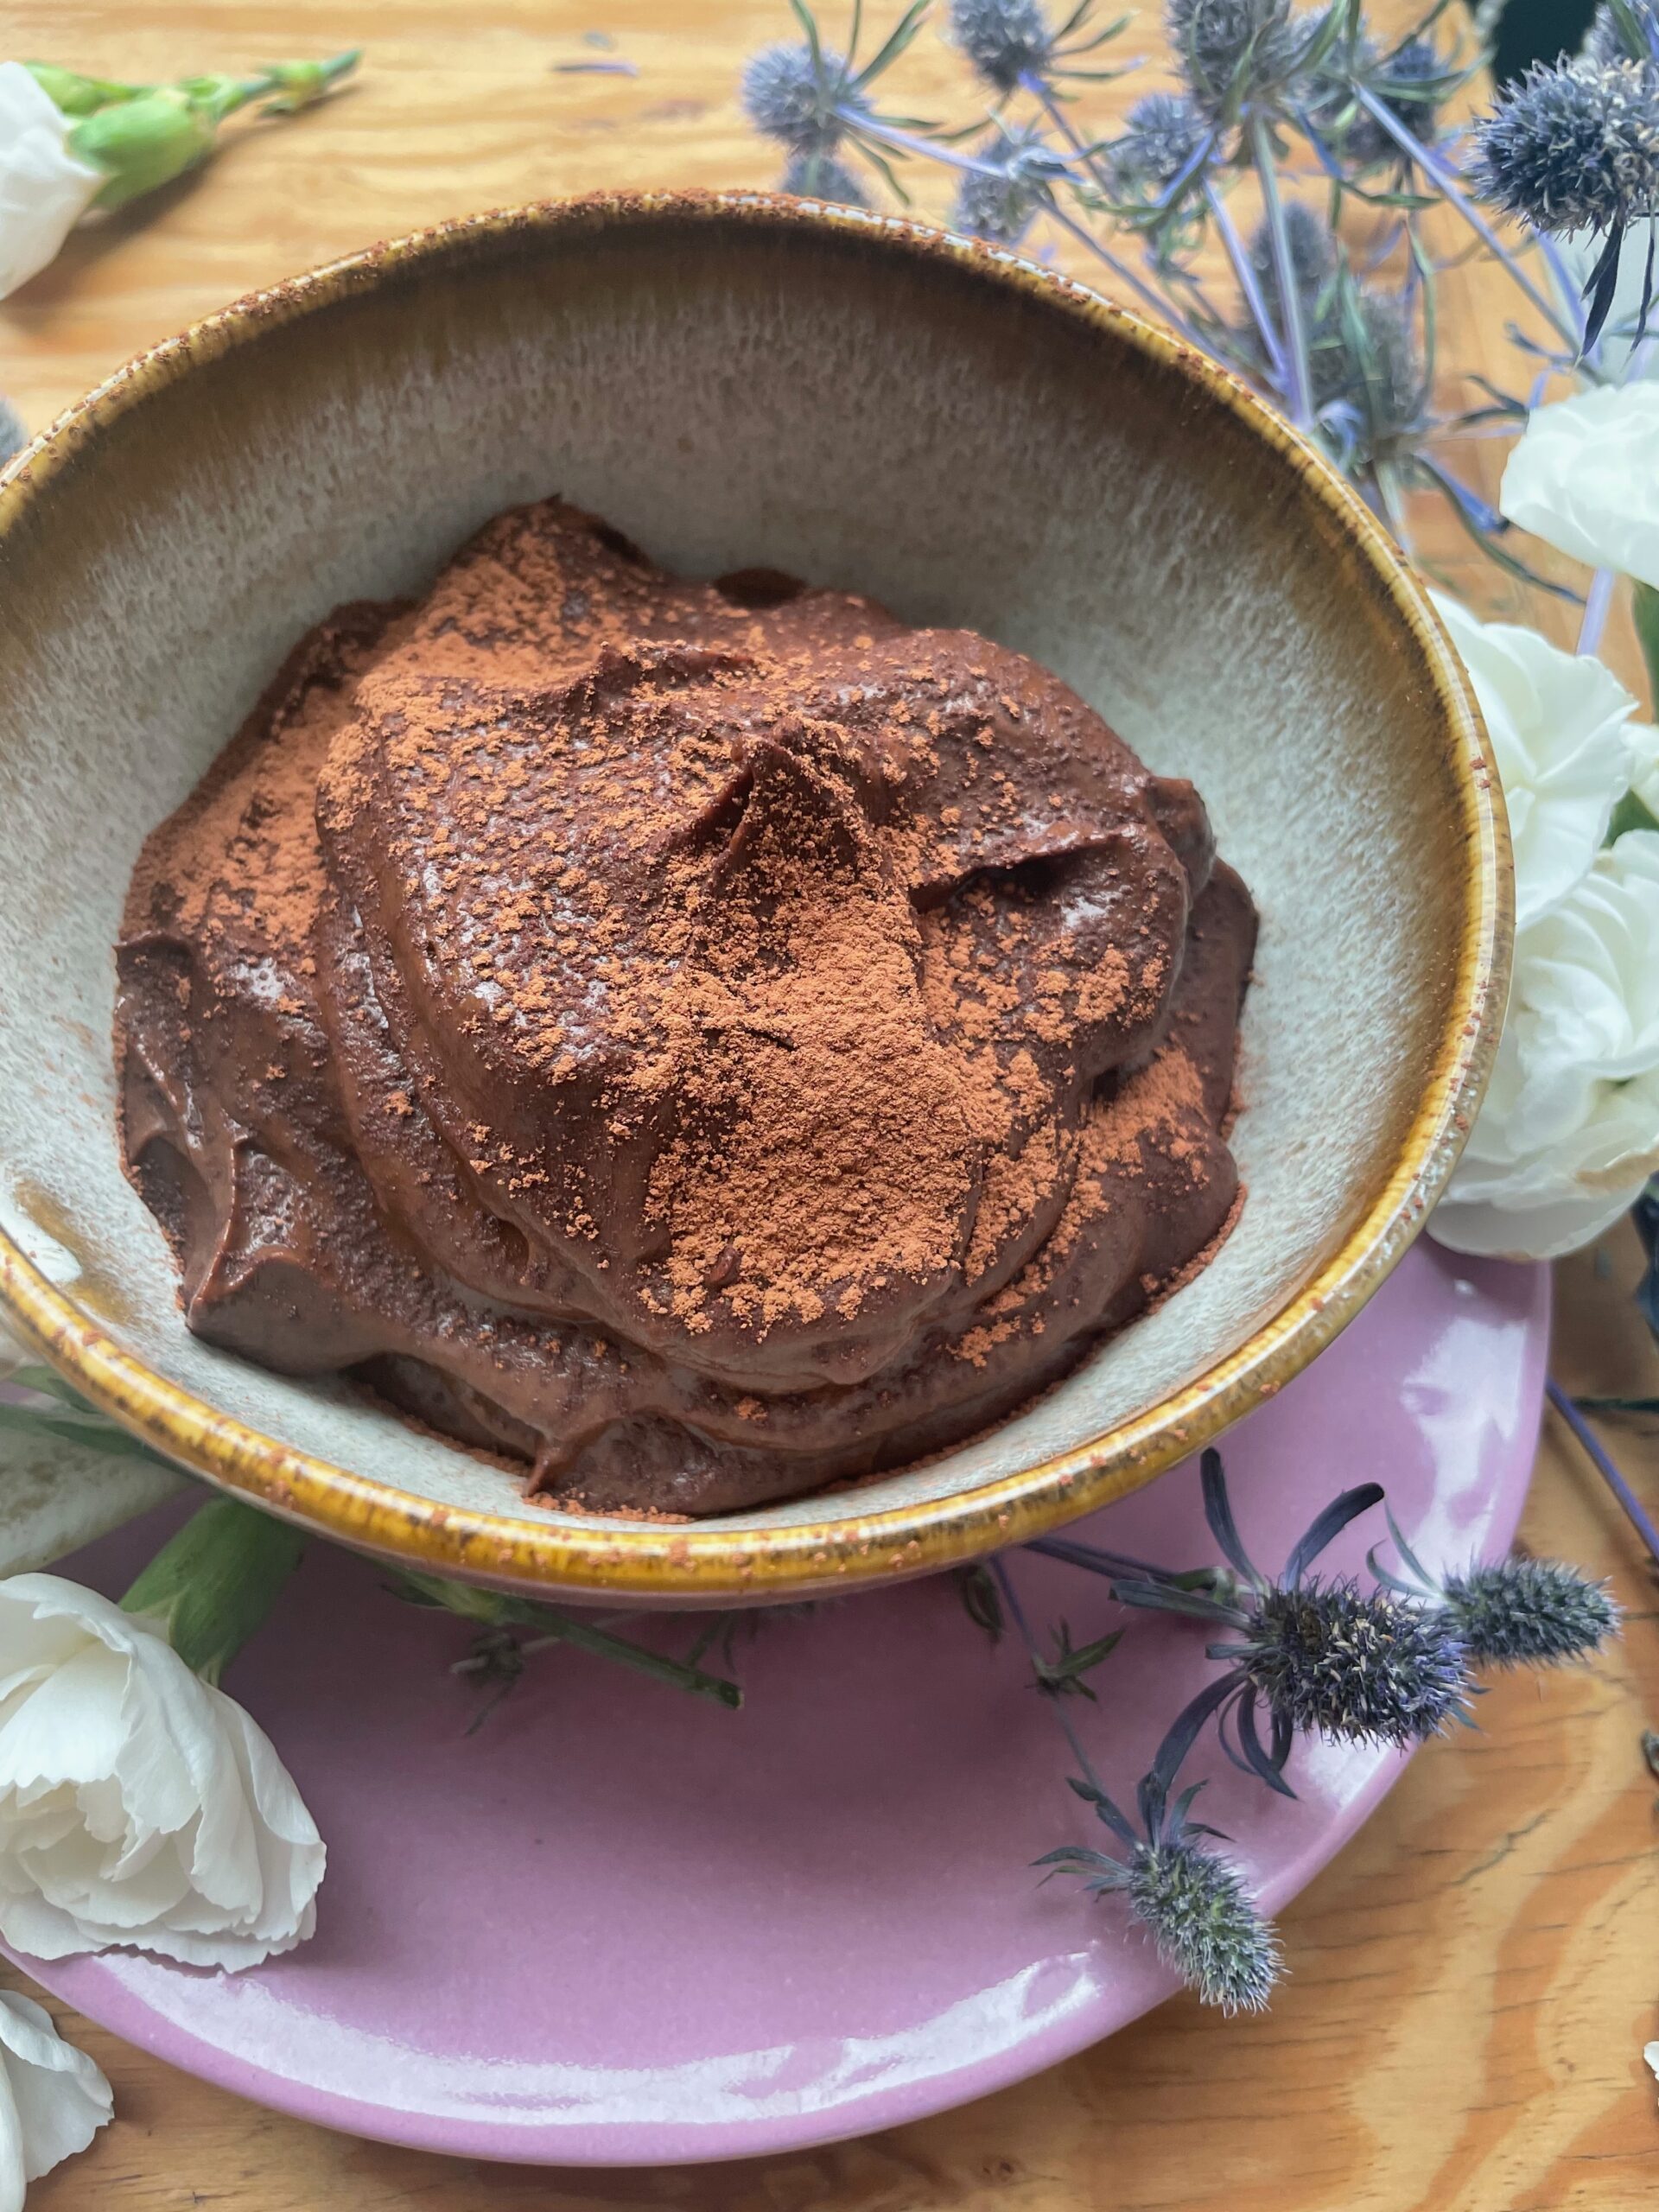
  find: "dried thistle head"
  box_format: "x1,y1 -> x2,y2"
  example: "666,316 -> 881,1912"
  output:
1372,1520 -> 1620,1672
1469,57 -> 1659,238
1111,90 -> 1210,196
741,39 -> 865,159
950,0 -> 1056,92
1125,1830 -> 1282,2012
1309,29 -> 1451,165
1236,1579 -> 1471,1749
1166,0 -> 1308,123
1440,1560 -> 1620,1667
1039,1675 -> 1283,2012
950,122 -> 1065,244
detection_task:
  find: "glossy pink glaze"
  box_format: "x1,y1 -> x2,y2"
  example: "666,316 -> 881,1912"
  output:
6,1243 -> 1547,2164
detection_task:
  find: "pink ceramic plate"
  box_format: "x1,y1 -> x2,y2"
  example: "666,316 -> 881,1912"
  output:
7,1243 -> 1547,2165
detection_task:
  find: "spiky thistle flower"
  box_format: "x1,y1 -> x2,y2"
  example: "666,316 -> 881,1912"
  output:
1039,1679 -> 1282,2012
1111,90 -> 1211,198
742,39 -> 868,160
1102,1452 -> 1473,1781
1231,1577 -> 1470,1747
950,121 -> 1067,244
1471,57 -> 1659,237
1470,56 -> 1659,349
741,3 -> 930,199
783,149 -> 870,203
0,393 -> 25,466
1166,0 -> 1312,124
1307,30 -> 1454,167
1371,1517 -> 1620,1669
948,0 -> 1125,94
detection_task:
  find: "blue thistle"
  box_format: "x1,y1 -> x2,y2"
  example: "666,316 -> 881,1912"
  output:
949,0 -> 1124,94
1469,57 -> 1659,349
1166,0 -> 1310,124
950,123 -> 1067,244
1111,91 -> 1211,196
1232,1578 -> 1469,1748
1050,1451 -> 1474,1785
950,0 -> 1055,91
1372,1517 -> 1620,1670
1471,58 -> 1659,237
1039,1679 -> 1282,2012
1309,31 -> 1452,167
782,149 -> 870,203
742,40 -> 865,159
0,395 -> 24,466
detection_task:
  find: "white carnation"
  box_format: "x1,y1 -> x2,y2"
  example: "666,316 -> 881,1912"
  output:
0,1991 -> 111,2210
1433,591 -> 1643,928
0,64 -> 102,301
0,1574 -> 323,1970
1434,832 -> 1659,1259
1500,382 -> 1659,591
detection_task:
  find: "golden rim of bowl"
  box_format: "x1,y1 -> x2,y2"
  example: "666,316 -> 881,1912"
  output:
0,190 -> 1511,1602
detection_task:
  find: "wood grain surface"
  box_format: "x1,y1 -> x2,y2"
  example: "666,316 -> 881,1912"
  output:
3,3 -> 1656,2205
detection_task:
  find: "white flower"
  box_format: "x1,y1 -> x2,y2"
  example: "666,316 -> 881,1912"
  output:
1432,591 -> 1643,928
1648,2037 -> 1659,2095
1434,831 -> 1659,1260
0,1574 -> 323,1970
1500,382 -> 1659,590
0,1991 -> 110,2209
0,65 -> 103,301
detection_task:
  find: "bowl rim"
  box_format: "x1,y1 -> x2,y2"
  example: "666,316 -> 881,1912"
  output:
0,188 -> 1511,1603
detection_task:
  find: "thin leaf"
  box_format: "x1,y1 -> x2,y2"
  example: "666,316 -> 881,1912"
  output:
1282,1482 -> 1385,1586
1201,1450 -> 1261,1586
852,0 -> 929,87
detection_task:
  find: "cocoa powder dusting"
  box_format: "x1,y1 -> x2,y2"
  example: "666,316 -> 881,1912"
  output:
114,498 -> 1256,1517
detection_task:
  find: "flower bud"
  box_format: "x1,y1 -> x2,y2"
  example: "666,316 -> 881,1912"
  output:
22,61 -> 144,118
69,86 -> 217,209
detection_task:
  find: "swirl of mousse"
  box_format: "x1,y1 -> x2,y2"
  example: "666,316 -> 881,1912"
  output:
116,499 -> 1255,1516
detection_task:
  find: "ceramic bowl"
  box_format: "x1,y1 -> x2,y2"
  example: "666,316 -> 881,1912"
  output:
0,194 -> 1508,1605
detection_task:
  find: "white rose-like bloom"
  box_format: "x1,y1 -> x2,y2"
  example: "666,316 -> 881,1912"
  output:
1434,832 -> 1659,1260
0,1575 -> 323,1969
0,64 -> 103,301
1500,383 -> 1659,591
1432,592 -> 1642,929
0,1991 -> 111,2209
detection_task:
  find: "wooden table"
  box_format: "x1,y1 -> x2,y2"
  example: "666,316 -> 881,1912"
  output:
3,4 -> 1657,2205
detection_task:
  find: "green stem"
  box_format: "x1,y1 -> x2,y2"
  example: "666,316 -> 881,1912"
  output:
1632,581 -> 1659,715
492,1596 -> 744,1709
122,1497 -> 305,1684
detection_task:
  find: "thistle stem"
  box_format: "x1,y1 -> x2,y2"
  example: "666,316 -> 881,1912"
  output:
1578,568 -> 1616,655
1547,1378 -> 1659,1567
1249,116 -> 1314,430
1351,90 -> 1582,357
1205,176 -> 1288,386
991,1557 -> 1109,1794
493,1597 -> 743,1709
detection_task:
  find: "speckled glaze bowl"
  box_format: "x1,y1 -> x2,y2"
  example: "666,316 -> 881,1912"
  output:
0,194 -> 1508,1605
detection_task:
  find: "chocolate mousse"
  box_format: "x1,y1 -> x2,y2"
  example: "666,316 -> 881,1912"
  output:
115,499 -> 1255,1516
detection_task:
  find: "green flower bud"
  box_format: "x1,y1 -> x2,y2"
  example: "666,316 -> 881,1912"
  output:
69,86 -> 218,210
23,61 -> 147,117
